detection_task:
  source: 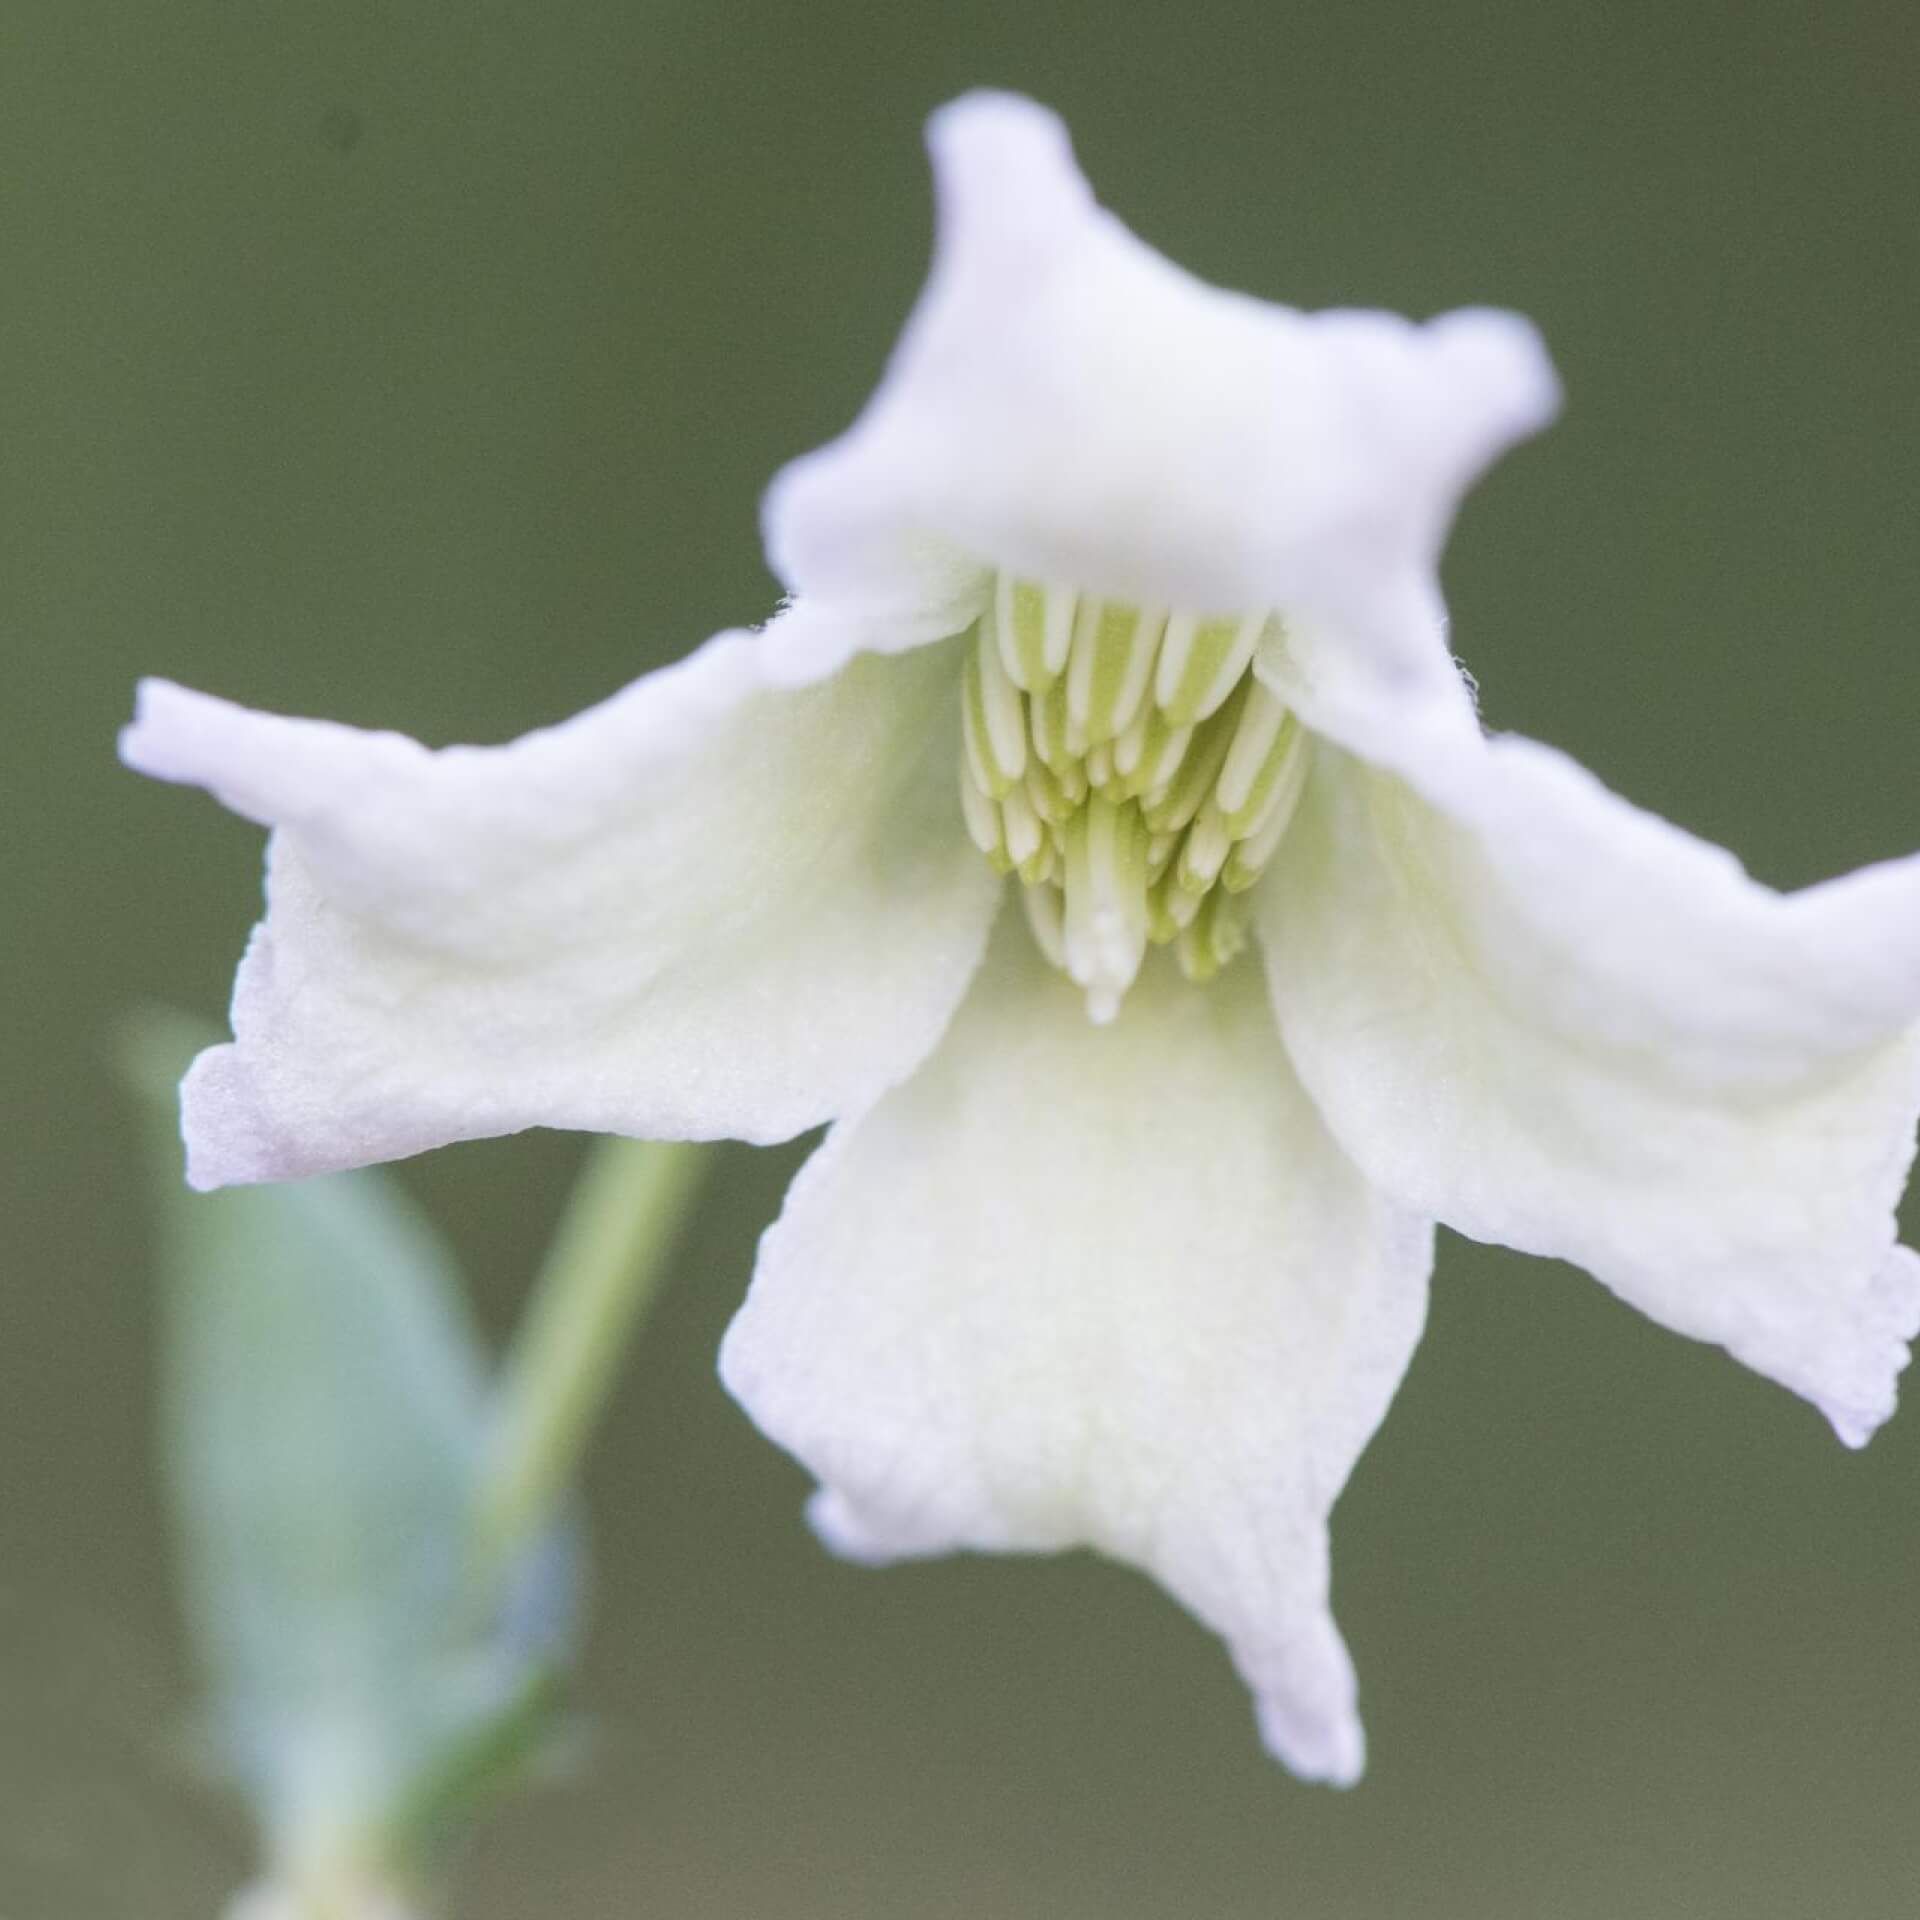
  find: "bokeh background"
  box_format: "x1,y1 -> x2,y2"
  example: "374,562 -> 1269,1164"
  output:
7,2 -> 1920,1914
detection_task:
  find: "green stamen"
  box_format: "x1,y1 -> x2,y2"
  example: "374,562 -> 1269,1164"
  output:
958,577 -> 1308,1020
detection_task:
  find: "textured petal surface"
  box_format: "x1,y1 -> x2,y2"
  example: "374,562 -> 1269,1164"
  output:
1261,733 -> 1920,1445
763,90 -> 1557,693
720,916 -> 1432,1783
120,627 -> 1001,1185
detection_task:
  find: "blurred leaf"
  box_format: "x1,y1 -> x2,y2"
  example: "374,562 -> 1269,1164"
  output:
120,1012 -> 580,1881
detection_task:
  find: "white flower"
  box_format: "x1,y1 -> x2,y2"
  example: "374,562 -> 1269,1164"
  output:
122,91 -> 1920,1786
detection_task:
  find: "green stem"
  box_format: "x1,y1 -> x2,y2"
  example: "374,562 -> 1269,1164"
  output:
379,1658 -> 567,1877
467,1136 -> 710,1601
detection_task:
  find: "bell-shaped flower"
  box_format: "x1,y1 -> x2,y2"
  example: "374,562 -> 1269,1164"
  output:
122,92 -> 1920,1786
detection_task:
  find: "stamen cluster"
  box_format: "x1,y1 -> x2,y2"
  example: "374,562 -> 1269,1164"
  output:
958,575 -> 1311,1021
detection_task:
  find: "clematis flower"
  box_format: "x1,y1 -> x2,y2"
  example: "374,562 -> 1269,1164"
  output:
122,91 -> 1920,1786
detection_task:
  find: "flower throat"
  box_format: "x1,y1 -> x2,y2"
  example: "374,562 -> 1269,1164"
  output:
958,576 -> 1310,1023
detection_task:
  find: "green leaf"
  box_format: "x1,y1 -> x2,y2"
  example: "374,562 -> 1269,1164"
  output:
120,1013 -> 578,1877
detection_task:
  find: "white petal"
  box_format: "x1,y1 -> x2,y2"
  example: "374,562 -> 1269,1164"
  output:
720,915 -> 1431,1783
1260,733 -> 1920,1446
763,90 -> 1557,693
119,624 -> 1001,1186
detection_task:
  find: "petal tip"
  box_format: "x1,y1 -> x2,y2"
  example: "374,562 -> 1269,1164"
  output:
804,1486 -> 931,1566
926,87 -> 1072,172
119,677 -> 209,783
1815,1244 -> 1920,1450
924,89 -> 1090,257
1424,305 -> 1564,455
180,1041 -> 289,1189
1255,1690 -> 1366,1788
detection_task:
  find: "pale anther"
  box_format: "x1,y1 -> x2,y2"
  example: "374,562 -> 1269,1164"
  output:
1215,682 -> 1291,820
1175,886 -> 1249,984
974,612 -> 1028,785
1019,875 -> 1068,970
1149,870 -> 1203,940
958,760 -> 1006,867
1175,800 -> 1232,895
996,575 -> 1076,692
1024,757 -> 1074,824
1031,676 -> 1074,774
1068,599 -> 1164,746
1111,699 -> 1153,780
1155,611 -> 1263,725
1127,711 -> 1193,802
1001,782 -> 1046,877
1140,682 -> 1246,835
1221,731 -> 1312,890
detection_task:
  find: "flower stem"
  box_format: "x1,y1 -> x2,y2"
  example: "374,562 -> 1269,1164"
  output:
467,1136 -> 710,1600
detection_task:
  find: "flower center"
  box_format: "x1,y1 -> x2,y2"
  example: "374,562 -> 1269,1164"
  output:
958,575 -> 1311,1023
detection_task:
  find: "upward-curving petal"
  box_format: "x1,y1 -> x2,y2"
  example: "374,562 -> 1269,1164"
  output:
720,915 -> 1432,1783
761,90 -> 1559,695
1259,729 -> 1920,1446
120,627 -> 1001,1187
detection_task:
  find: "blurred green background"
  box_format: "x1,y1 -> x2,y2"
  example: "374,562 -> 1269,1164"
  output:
6,1 -> 1920,1914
